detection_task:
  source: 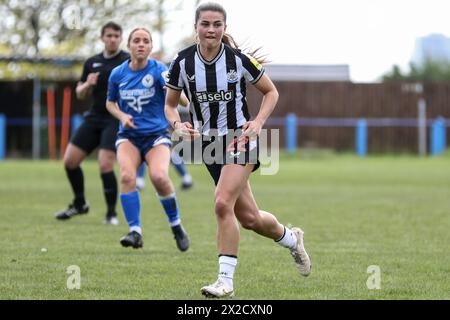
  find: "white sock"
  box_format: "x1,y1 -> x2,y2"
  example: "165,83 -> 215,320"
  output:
275,226 -> 297,250
130,226 -> 142,235
169,219 -> 181,227
218,255 -> 237,289
182,174 -> 193,184
136,177 -> 145,188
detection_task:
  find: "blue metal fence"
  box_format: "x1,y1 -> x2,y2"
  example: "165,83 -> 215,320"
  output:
0,114 -> 447,158
285,113 -> 297,154
266,115 -> 448,157
430,117 -> 446,156
356,119 -> 367,157
0,114 -> 84,159
0,114 -> 5,160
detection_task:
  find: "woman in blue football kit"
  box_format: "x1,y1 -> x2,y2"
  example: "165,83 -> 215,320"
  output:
106,27 -> 189,251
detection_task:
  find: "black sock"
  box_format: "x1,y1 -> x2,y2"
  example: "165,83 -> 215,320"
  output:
65,166 -> 85,208
101,171 -> 117,216
218,254 -> 238,259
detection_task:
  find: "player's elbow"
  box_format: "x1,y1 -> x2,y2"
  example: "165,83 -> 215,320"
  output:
269,88 -> 279,104
179,95 -> 189,107
75,88 -> 86,100
105,101 -> 115,114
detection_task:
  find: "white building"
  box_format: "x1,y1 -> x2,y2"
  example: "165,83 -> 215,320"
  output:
263,64 -> 350,82
411,33 -> 450,65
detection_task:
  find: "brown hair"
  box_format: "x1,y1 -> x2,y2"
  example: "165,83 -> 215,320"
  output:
127,27 -> 152,46
101,21 -> 122,36
195,2 -> 267,63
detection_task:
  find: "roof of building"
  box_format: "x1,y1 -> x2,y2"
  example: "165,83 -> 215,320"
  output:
264,64 -> 350,81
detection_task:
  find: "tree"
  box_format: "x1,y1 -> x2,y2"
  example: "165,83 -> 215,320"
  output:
0,0 -> 192,79
382,59 -> 450,82
0,0 -> 188,58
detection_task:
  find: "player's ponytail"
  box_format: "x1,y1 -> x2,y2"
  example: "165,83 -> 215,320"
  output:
195,2 -> 267,64
222,33 -> 239,49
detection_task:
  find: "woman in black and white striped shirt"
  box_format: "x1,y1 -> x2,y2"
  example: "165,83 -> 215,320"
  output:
165,2 -> 311,298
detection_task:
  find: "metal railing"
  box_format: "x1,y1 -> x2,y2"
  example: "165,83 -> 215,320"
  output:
0,113 -> 447,159
266,114 -> 448,157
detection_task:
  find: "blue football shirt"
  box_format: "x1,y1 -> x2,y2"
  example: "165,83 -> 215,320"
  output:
108,58 -> 169,135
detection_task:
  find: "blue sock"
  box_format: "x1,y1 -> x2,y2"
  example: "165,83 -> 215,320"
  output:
137,163 -> 146,179
170,152 -> 187,177
120,191 -> 141,233
159,193 -> 180,226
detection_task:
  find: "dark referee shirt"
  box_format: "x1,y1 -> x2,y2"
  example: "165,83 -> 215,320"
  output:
167,43 -> 265,136
80,50 -> 130,116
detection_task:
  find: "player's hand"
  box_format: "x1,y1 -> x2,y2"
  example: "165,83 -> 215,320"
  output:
174,121 -> 200,141
86,72 -> 99,86
241,119 -> 262,142
120,114 -> 137,129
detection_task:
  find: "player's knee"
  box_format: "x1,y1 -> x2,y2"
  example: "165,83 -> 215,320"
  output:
99,161 -> 114,173
214,195 -> 233,218
98,151 -> 115,172
64,156 -> 80,169
150,171 -> 169,188
120,171 -> 136,188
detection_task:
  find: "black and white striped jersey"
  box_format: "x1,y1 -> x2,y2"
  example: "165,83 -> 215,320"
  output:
167,43 -> 265,136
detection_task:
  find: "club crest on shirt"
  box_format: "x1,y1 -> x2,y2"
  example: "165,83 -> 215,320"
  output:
161,71 -> 169,83
227,69 -> 239,83
142,74 -> 154,88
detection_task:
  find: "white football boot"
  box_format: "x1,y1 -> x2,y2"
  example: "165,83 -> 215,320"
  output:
290,227 -> 312,277
201,279 -> 234,298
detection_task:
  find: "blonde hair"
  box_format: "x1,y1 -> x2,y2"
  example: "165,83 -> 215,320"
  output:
127,27 -> 152,46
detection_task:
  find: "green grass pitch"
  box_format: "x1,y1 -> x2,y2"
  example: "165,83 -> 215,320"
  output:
0,153 -> 449,299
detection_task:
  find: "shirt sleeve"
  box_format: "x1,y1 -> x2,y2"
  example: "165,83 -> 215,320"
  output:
107,68 -> 119,102
80,59 -> 90,83
166,55 -> 184,91
158,62 -> 169,89
241,53 -> 265,84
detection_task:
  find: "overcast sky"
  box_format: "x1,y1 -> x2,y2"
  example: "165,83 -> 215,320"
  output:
160,0 -> 450,82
